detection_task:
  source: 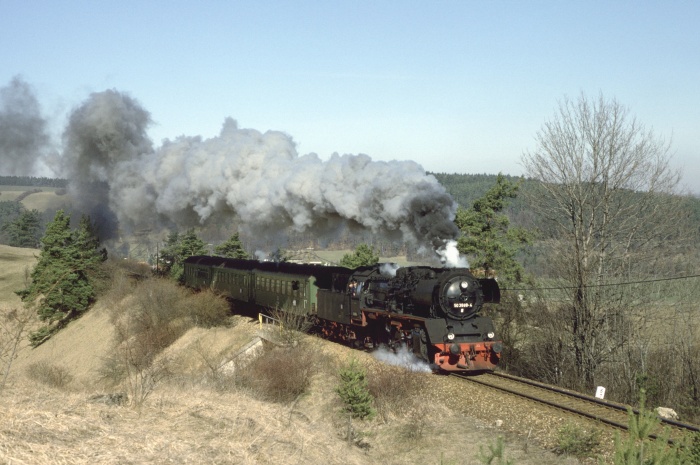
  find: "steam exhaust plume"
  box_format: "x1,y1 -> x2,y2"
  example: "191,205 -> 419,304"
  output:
0,76 -> 50,176
60,89 -> 464,259
373,344 -> 432,372
60,89 -> 153,237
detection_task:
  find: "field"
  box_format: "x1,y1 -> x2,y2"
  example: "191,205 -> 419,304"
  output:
0,185 -> 71,212
0,244 -> 590,465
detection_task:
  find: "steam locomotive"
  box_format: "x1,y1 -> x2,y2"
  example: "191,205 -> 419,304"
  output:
183,255 -> 502,372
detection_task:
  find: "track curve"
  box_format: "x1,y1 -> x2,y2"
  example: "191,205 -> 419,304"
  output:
452,371 -> 699,444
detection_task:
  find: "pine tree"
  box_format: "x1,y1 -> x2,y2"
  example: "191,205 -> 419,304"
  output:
335,358 -> 376,420
2,208 -> 42,248
160,228 -> 208,281
16,210 -> 107,346
214,232 -> 249,259
454,173 -> 531,283
339,243 -> 379,268
611,391 -> 686,465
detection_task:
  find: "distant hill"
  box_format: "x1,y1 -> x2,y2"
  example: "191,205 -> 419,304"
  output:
429,172 -> 532,209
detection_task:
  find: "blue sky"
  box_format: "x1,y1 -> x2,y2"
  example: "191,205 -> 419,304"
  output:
2,1 -> 699,192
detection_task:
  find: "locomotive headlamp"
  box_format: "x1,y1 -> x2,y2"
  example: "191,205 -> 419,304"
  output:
460,280 -> 469,290
447,332 -> 455,341
487,332 -> 495,339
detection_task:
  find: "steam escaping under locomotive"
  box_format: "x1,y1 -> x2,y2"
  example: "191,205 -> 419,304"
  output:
183,256 -> 502,373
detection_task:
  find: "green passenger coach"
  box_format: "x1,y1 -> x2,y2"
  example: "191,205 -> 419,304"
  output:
182,256 -> 349,319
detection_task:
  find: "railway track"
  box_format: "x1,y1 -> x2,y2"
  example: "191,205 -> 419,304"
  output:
453,371 -> 700,443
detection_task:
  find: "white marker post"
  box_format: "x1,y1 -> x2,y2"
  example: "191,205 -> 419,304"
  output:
595,386 -> 606,399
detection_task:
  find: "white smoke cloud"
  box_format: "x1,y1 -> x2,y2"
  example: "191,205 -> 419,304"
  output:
379,262 -> 400,277
372,344 -> 433,373
57,89 -> 461,252
437,239 -> 470,268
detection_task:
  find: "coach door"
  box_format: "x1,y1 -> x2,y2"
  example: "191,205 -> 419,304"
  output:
348,279 -> 365,324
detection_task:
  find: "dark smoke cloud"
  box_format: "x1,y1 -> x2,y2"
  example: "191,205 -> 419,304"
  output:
60,89 -> 154,237
0,76 -> 50,176
61,89 -> 460,254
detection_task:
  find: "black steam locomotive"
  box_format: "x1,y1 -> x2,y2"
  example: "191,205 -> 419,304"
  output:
183,255 -> 502,372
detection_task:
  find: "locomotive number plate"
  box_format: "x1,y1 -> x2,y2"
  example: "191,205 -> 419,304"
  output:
453,303 -> 473,308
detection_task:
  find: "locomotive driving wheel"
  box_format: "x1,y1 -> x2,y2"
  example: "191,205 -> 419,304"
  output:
411,328 -> 429,362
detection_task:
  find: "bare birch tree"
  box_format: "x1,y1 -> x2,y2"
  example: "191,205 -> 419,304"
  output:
521,93 -> 684,389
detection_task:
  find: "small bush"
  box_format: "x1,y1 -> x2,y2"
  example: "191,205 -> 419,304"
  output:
263,308 -> 313,346
187,290 -> 230,328
26,361 -> 73,389
101,257 -> 152,306
477,436 -> 514,465
235,344 -> 315,403
398,403 -> 431,439
111,278 -> 193,369
336,358 -> 376,420
553,422 -> 601,458
366,362 -> 429,422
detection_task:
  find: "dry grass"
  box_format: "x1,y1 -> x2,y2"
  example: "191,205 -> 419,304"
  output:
0,244 -> 37,308
0,383 -> 372,465
0,246 -> 589,465
366,362 -> 431,423
0,332 -> 588,465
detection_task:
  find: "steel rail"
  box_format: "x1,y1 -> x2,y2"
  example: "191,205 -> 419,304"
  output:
451,371 -> 700,443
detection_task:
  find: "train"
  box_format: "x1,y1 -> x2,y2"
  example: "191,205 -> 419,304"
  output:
183,255 -> 502,372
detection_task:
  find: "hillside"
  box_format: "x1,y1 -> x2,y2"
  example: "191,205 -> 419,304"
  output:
0,244 -> 36,307
0,244 -> 590,465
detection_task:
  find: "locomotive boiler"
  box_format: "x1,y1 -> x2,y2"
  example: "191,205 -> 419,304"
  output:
183,256 -> 502,373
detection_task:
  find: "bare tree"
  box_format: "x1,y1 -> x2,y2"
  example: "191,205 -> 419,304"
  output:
0,305 -> 35,391
521,93 -> 685,389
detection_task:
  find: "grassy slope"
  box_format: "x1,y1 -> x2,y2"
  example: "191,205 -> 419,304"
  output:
0,244 -> 37,308
0,231 -> 583,465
